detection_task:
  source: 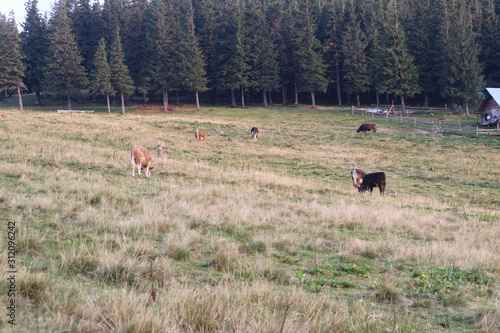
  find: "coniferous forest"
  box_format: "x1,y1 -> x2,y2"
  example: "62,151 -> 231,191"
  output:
1,0 -> 499,112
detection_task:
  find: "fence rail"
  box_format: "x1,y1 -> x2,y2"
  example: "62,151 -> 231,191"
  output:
351,107 -> 499,137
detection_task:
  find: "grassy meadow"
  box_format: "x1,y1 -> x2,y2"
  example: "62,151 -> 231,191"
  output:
0,101 -> 499,332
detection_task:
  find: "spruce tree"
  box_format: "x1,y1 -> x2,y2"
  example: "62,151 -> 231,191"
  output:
439,0 -> 484,117
341,2 -> 370,107
109,27 -> 134,115
406,0 -> 440,107
90,38 -> 114,114
20,0 -> 49,105
245,0 -> 280,107
292,0 -> 328,107
71,0 -> 102,73
44,1 -> 89,110
377,8 -> 420,115
0,13 -> 26,111
213,0 -> 250,107
175,0 -> 207,110
146,0 -> 175,112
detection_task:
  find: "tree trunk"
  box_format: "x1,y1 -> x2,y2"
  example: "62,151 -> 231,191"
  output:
424,92 -> 429,108
311,92 -> 316,108
294,83 -> 299,104
356,93 -> 360,107
263,90 -> 268,107
241,86 -> 245,107
17,86 -> 24,112
67,95 -> 72,110
35,89 -> 41,105
163,90 -> 169,112
106,94 -> 111,114
195,91 -> 200,110
120,92 -> 125,115
231,89 -> 236,107
400,95 -> 406,116
465,102 -> 470,118
282,86 -> 287,105
269,91 -> 273,105
336,67 -> 342,106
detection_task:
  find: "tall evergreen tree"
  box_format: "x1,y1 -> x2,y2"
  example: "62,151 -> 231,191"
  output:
479,0 -> 500,84
109,27 -> 134,115
90,38 -> 114,114
341,2 -> 370,107
146,0 -> 175,112
174,0 -> 207,110
71,0 -> 102,73
20,0 -> 49,105
406,0 -> 440,107
193,0 -> 218,103
44,1 -> 89,110
439,0 -> 484,117
0,13 -> 26,111
246,0 -> 280,107
214,0 -> 250,107
292,0 -> 328,107
122,0 -> 149,102
377,4 -> 420,115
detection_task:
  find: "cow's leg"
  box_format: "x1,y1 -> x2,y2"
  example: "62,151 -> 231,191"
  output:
132,163 -> 136,177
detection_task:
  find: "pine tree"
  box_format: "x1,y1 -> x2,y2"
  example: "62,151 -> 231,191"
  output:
0,13 -> 26,111
109,27 -> 134,115
71,0 -> 103,73
341,2 -> 370,107
292,0 -> 328,107
406,0 -> 440,107
90,38 -> 114,114
44,1 -> 89,110
146,0 -> 175,112
245,0 -> 280,107
193,0 -> 218,103
20,0 -> 49,105
213,0 -> 250,107
439,0 -> 484,117
174,0 -> 207,110
377,4 -> 420,115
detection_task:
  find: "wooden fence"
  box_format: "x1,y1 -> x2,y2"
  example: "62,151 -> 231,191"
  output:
351,107 -> 499,137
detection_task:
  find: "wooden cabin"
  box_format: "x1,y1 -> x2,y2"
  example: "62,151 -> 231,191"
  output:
475,88 -> 500,126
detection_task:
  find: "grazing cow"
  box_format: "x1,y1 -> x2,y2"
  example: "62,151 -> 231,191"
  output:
131,145 -> 154,178
358,172 -> 386,196
351,167 -> 366,189
251,127 -> 259,140
356,123 -> 377,133
195,128 -> 206,142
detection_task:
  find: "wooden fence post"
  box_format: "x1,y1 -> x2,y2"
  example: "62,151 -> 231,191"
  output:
157,140 -> 164,158
476,125 -> 478,137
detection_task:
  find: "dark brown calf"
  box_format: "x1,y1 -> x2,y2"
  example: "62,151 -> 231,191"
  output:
356,123 -> 377,133
358,172 -> 386,196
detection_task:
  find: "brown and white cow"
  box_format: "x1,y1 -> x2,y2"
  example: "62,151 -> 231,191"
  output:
195,128 -> 206,142
131,145 -> 154,178
358,172 -> 386,196
351,167 -> 366,189
251,127 -> 259,140
356,123 -> 377,133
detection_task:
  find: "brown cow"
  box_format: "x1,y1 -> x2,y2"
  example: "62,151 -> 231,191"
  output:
351,167 -> 366,189
195,128 -> 206,142
131,145 -> 154,178
251,127 -> 259,140
358,172 -> 386,196
356,123 -> 377,133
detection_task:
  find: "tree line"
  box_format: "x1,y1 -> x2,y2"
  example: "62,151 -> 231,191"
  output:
0,0 -> 498,115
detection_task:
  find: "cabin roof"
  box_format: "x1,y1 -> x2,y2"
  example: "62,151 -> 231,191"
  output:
475,88 -> 500,114
486,88 -> 500,104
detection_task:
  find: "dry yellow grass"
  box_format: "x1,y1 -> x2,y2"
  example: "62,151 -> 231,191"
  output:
0,107 -> 498,332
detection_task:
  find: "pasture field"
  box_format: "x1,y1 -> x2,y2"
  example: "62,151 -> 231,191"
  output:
0,104 -> 499,332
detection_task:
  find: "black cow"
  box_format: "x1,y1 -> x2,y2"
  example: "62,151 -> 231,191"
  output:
358,172 -> 386,196
356,123 -> 377,133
